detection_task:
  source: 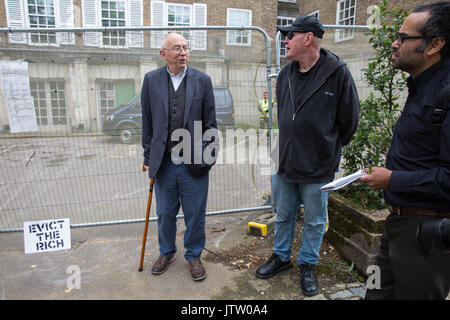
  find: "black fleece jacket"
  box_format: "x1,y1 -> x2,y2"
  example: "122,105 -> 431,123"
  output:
276,48 -> 360,183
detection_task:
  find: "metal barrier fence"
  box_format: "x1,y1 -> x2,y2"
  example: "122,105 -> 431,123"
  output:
0,26 -> 276,232
0,25 -> 398,232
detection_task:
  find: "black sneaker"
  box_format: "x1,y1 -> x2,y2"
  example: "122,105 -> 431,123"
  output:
255,252 -> 292,279
299,263 -> 319,297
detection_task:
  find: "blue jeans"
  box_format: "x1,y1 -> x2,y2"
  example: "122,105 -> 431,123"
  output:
272,173 -> 330,265
154,155 -> 209,262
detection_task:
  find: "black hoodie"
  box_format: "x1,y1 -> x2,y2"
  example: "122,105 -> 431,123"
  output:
276,48 -> 360,183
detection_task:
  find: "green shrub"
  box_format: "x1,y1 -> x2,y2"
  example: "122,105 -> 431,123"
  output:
340,0 -> 408,210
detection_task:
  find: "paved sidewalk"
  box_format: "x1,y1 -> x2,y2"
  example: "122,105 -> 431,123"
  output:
2,210 -> 447,303
0,210 -> 371,301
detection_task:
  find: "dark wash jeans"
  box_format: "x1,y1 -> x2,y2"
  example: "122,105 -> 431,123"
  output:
154,154 -> 209,262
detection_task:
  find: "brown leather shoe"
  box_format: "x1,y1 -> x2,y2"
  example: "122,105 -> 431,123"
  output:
151,255 -> 175,275
190,260 -> 207,281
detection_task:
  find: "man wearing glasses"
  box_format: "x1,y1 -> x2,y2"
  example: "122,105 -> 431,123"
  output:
255,15 -> 360,297
141,33 -> 217,281
359,2 -> 450,299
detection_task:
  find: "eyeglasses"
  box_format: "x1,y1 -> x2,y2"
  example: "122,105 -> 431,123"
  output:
396,33 -> 432,45
163,46 -> 190,54
285,31 -> 309,40
285,31 -> 295,40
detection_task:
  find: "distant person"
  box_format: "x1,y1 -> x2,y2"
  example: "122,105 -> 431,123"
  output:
359,2 -> 450,299
141,33 -> 217,281
258,91 -> 272,129
255,15 -> 360,297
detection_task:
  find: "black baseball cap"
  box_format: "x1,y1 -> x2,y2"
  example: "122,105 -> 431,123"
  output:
279,15 -> 325,39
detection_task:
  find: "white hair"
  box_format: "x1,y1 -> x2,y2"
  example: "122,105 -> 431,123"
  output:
160,35 -> 167,49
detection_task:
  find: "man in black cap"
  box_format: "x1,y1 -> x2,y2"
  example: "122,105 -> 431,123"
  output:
255,15 -> 360,297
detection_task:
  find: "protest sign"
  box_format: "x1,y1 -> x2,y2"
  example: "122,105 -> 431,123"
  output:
23,219 -> 71,254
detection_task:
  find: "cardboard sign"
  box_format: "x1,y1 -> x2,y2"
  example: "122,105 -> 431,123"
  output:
23,219 -> 71,254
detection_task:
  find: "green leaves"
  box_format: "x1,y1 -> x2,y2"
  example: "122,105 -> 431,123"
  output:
340,0 -> 408,210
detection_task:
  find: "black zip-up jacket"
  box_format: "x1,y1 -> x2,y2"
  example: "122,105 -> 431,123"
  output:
276,48 -> 360,183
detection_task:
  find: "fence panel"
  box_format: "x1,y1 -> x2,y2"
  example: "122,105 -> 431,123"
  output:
0,26 -> 273,232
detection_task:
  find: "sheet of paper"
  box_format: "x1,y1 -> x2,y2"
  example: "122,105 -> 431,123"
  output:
0,60 -> 38,133
321,170 -> 367,192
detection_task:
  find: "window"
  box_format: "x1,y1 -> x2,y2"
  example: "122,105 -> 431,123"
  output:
27,0 -> 56,45
30,80 -> 67,126
98,82 -> 115,116
5,0 -> 75,46
82,0 -> 143,48
150,1 -> 207,50
227,8 -> 252,46
97,81 -> 135,117
101,0 -> 126,47
277,16 -> 295,57
167,3 -> 191,43
335,0 -> 357,42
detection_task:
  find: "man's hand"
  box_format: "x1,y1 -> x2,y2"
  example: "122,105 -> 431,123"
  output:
143,165 -> 149,172
358,167 -> 392,190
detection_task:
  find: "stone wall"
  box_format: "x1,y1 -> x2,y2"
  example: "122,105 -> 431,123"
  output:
325,194 -> 390,274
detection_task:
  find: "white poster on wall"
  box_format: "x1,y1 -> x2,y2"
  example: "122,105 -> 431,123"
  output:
0,60 -> 38,133
23,218 -> 71,254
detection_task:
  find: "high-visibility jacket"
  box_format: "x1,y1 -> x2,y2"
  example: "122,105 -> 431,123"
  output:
259,99 -> 271,118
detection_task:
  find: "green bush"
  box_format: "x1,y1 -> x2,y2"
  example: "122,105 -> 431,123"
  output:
339,0 -> 408,210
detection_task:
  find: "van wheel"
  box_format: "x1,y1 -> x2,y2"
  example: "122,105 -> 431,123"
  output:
119,125 -> 137,144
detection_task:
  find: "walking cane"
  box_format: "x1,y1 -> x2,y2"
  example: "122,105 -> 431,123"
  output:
138,165 -> 155,272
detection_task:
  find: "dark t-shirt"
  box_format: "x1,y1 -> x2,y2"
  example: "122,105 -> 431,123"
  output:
292,52 -> 325,108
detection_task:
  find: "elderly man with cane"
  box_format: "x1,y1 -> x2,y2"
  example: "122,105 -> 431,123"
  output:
139,32 -> 217,281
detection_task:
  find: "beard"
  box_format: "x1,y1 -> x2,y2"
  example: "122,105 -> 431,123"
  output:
391,42 -> 426,72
